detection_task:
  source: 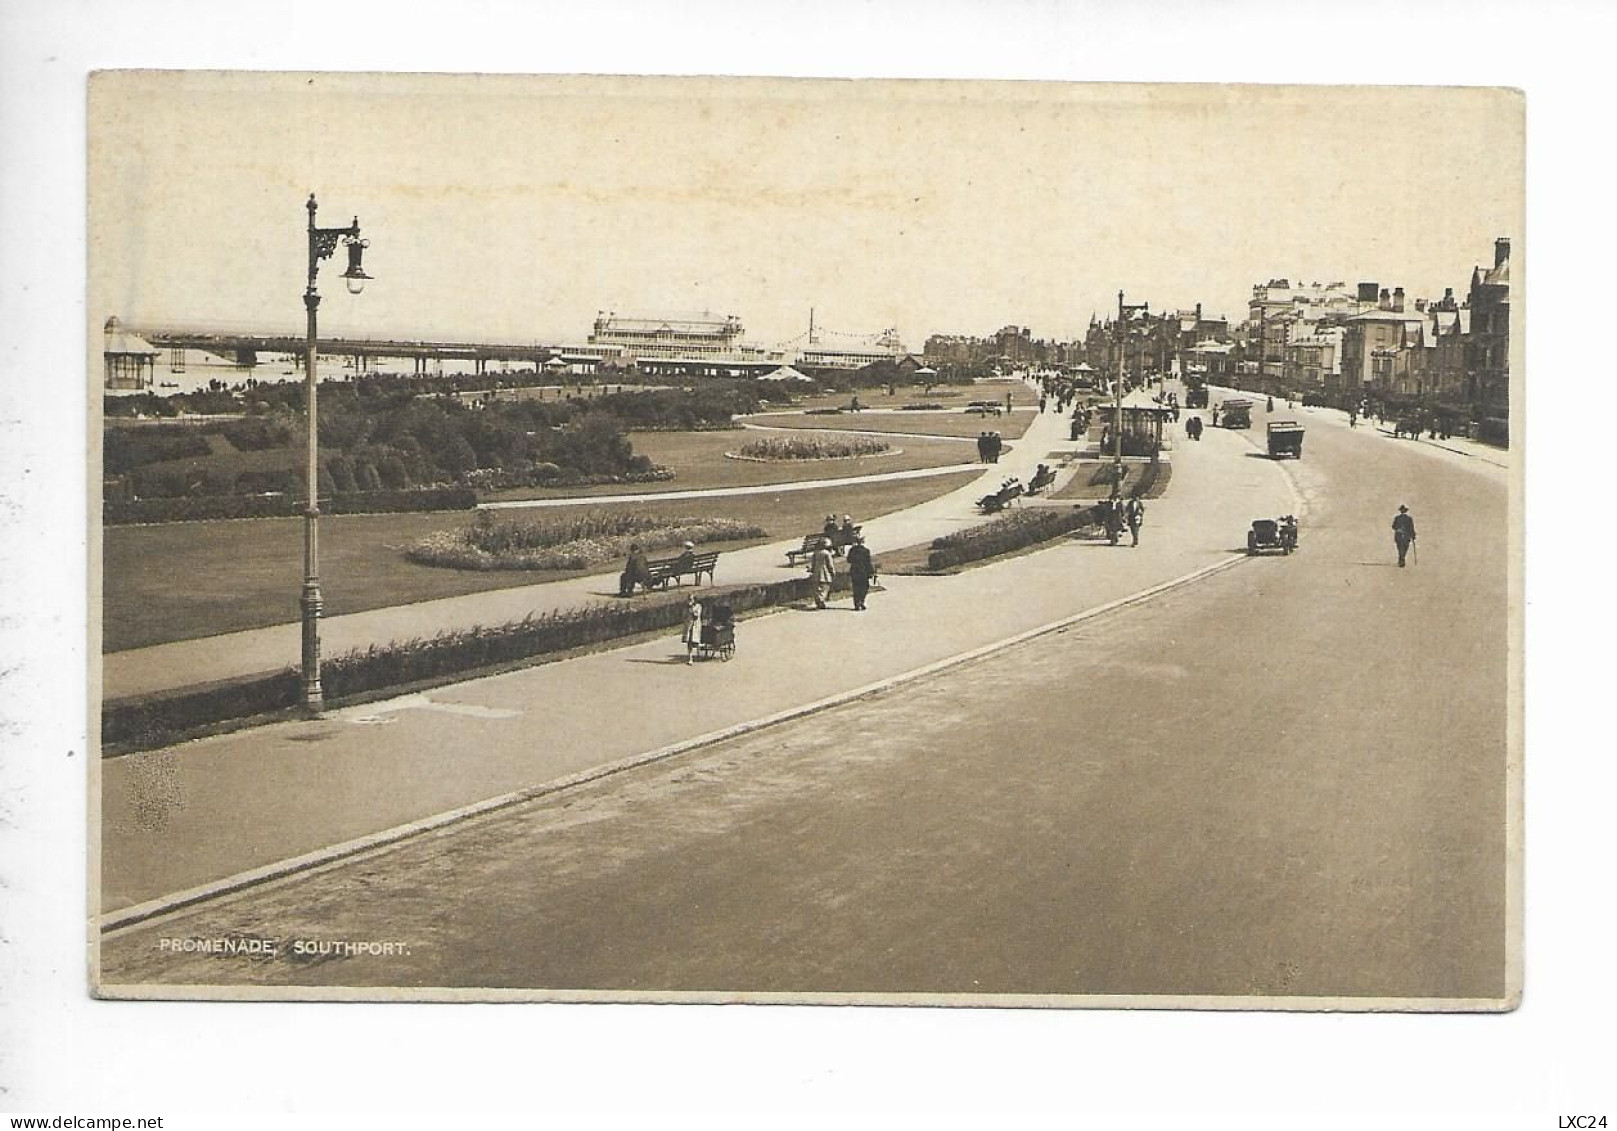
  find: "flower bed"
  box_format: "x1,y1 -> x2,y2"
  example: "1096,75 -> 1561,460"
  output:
405,510 -> 766,571
735,436 -> 892,461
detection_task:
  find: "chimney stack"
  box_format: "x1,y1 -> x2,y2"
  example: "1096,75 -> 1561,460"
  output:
1392,287 -> 1405,313
1495,237 -> 1510,267
1415,298 -> 1427,313
1379,288 -> 1392,311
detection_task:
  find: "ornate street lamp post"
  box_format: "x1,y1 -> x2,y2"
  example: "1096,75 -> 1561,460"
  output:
300,193 -> 371,714
1113,290 -> 1148,500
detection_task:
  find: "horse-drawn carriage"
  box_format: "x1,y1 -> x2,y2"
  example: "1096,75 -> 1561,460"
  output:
1246,515 -> 1299,555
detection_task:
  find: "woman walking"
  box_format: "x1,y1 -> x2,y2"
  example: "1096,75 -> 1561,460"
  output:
682,595 -> 703,663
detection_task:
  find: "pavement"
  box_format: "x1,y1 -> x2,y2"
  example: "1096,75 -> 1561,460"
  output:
1208,387 -> 1511,471
103,401 -> 1056,701
98,384 -> 1299,922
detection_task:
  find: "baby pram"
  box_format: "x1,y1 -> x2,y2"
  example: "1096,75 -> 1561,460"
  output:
694,603 -> 736,661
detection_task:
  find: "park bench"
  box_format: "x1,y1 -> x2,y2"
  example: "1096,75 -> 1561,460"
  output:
643,550 -> 719,589
1025,465 -> 1058,494
785,526 -> 861,564
785,535 -> 824,565
976,478 -> 1024,514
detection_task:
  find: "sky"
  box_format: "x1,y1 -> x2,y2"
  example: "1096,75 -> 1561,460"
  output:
90,74 -> 1521,352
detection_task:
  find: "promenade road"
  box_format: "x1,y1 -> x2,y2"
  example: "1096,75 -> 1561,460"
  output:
98,397 -> 1291,918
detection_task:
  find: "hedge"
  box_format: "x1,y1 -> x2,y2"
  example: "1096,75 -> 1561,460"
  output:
101,572 -> 844,754
104,486 -> 479,525
925,506 -> 1101,571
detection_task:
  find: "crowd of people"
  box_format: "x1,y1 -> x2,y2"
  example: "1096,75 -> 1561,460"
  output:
975,431 -> 1005,463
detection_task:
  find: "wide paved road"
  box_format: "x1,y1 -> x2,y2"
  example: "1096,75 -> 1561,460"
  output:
101,406 -> 1510,1001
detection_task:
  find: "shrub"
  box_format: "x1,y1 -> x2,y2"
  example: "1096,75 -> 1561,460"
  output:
736,436 -> 891,461
222,416 -> 294,451
406,511 -> 766,571
926,506 -> 1099,571
103,427 -> 213,475
326,573 -> 840,694
102,669 -> 301,750
901,403 -> 945,411
804,407 -> 844,416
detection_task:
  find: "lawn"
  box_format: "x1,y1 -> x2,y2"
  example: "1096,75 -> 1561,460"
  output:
102,471 -> 979,651
764,387 -> 971,413
482,428 -> 975,501
740,409 -> 1035,441
1050,459 -> 1175,501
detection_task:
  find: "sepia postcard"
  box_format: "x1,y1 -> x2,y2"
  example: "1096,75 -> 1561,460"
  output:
88,72 -> 1523,1008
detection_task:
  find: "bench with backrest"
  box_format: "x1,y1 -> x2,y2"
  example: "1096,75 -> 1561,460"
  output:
976,478 -> 1024,513
641,550 -> 719,590
784,527 -> 859,564
1026,465 -> 1058,494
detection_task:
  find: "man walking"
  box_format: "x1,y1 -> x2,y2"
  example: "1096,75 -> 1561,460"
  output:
1124,495 -> 1145,547
1391,504 -> 1417,567
845,533 -> 877,611
808,536 -> 837,609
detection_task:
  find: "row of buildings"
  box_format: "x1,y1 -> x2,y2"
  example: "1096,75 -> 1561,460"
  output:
1242,237 -> 1511,430
1063,239 -> 1512,440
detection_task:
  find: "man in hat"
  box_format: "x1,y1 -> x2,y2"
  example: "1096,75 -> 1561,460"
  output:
1124,495 -> 1145,547
619,542 -> 652,596
845,533 -> 877,611
1391,505 -> 1417,567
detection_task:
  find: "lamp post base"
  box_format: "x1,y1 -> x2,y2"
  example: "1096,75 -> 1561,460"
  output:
300,581 -> 324,716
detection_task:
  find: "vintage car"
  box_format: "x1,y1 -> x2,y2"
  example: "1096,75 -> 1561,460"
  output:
1220,399 -> 1253,428
1247,515 -> 1299,555
1266,420 -> 1305,458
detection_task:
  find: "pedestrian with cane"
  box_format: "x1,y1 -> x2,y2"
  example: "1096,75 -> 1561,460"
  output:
1392,504 -> 1417,567
845,533 -> 877,611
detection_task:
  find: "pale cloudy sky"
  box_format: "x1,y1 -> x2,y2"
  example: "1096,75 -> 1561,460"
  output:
90,73 -> 1520,350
